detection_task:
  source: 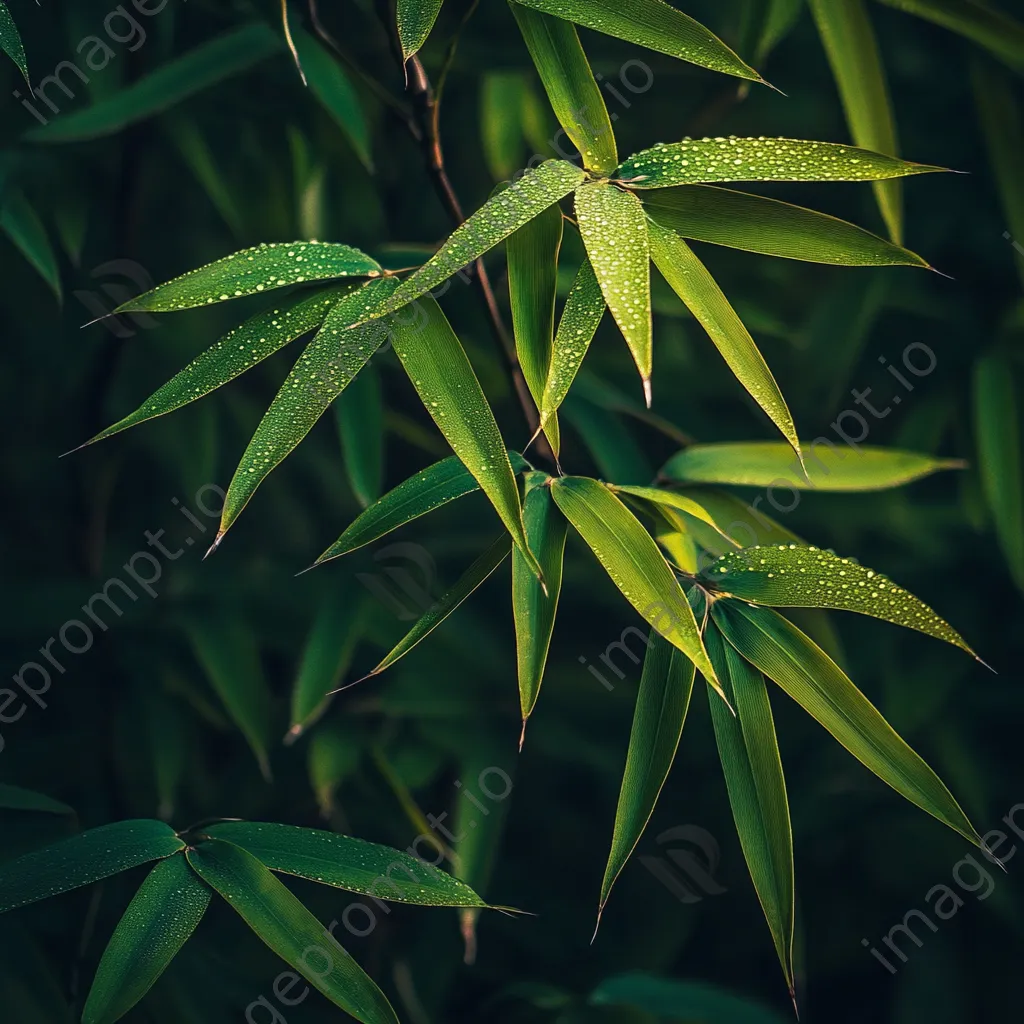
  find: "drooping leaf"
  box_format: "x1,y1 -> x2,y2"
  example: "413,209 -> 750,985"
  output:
185,840 -> 399,1024
26,24 -> 283,143
642,185 -> 929,266
575,182 -> 652,400
204,822 -> 488,907
550,477 -> 719,690
662,441 -> 963,490
335,362 -> 384,508
616,136 -> 944,189
385,159 -> 585,311
0,821 -> 184,914
510,4 -> 618,174
1,188 -> 61,298
704,624 -> 794,993
481,72 -> 529,181
648,220 -> 800,456
0,1 -> 28,82
165,117 -> 245,235
654,517 -> 700,573
598,631 -> 696,916
397,0 -> 445,60
510,0 -> 764,83
0,784 -> 73,816
82,854 -> 211,1024
713,600 -> 982,846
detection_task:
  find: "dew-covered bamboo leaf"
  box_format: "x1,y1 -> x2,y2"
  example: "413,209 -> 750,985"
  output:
705,543 -> 977,656
575,182 -> 652,399
82,854 -> 211,1024
510,4 -> 618,174
713,600 -> 982,846
186,840 -> 398,1024
1,189 -> 61,299
386,160 -> 584,311
599,631 -> 696,916
204,822 -> 488,907
513,478 -> 567,735
662,441 -> 963,490
642,185 -> 928,266
809,0 -> 902,241
0,2 -> 28,82
335,363 -> 384,508
616,136 -> 944,189
397,0 -> 445,60
0,784 -> 73,816
510,0 -> 764,83
704,624 -> 794,993
648,221 -> 799,455
550,477 -> 719,690
0,821 -> 184,914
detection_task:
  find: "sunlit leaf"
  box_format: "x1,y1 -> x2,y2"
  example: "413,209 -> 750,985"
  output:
0,1 -> 28,82
608,484 -> 736,545
1,188 -> 61,299
0,784 -> 72,816
662,487 -> 804,554
335,362 -> 384,508
397,0 -> 445,60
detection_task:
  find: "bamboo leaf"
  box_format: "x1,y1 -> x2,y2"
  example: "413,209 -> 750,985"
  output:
648,221 -> 799,456
510,4 -> 618,174
712,600 -> 982,846
82,854 -> 211,1024
616,136 -> 945,189
562,397 -> 654,484
398,0 -> 445,60
608,484 -> 736,545
809,0 -> 903,241
308,723 -> 363,815
186,840 -> 398,1024
0,784 -> 72,816
575,182 -> 652,400
598,631 -> 696,917
335,363 -> 384,508
481,72 -> 529,181
165,117 -> 245,235
0,1 -> 28,82
0,821 -> 184,914
742,0 -> 804,66
1,188 -> 61,299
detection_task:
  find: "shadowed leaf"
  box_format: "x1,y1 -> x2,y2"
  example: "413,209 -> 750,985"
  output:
0,1 -> 27,81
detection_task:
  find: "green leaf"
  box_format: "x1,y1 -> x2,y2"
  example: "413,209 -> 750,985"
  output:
86,287 -> 350,446
648,220 -> 799,456
335,362 -> 384,508
387,295 -> 541,577
481,72 -> 529,181
308,723 -> 362,815
598,631 -> 696,917
1,188 -> 61,299
185,839 -> 398,1024
217,278 -> 397,541
608,484 -> 736,545
712,600 -> 982,846
705,543 -> 977,656
575,182 -> 652,400
385,159 -> 585,311
616,136 -> 944,189
510,0 -> 764,83
82,854 -> 211,1024
704,624 -> 794,993
513,478 -> 568,736
540,258 -> 605,427
510,4 -> 618,174
662,441 -> 964,490
165,117 -> 245,235
562,396 -> 654,484
642,185 -> 929,266
973,354 -> 1024,590
0,1 -> 27,81
508,202 -> 563,453
741,0 -> 804,66
115,241 -> 380,314
364,534 -> 513,679
26,24 -> 283,144
0,820 -> 184,914
204,822 -> 488,907
0,784 -> 73,816
397,0 -> 445,60
550,477 -> 719,691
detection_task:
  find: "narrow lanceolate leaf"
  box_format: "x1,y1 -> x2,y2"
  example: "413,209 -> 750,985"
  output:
648,221 -> 799,457
599,633 -> 696,917
616,137 -> 944,189
642,186 -> 928,267
186,840 -> 398,1024
0,821 -> 184,914
115,241 -> 381,314
335,363 -> 384,508
662,442 -> 964,491
0,2 -> 28,82
974,355 -> 1024,590
204,822 -> 488,907
541,258 -> 605,426
575,182 -> 652,401
1,189 -> 61,298
364,534 -> 512,680
388,296 -> 541,578
510,0 -> 764,83
510,4 -> 618,174
704,625 -> 794,993
397,0 -> 445,60
513,478 -> 567,735
713,601 -> 982,846
386,160 -> 585,311
87,287 -> 350,446
705,543 -> 977,656
550,477 -> 719,690
82,855 -> 211,1024
508,203 -> 563,453
218,278 -> 397,540
0,783 -> 72,815
657,487 -> 804,552
743,0 -> 804,65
